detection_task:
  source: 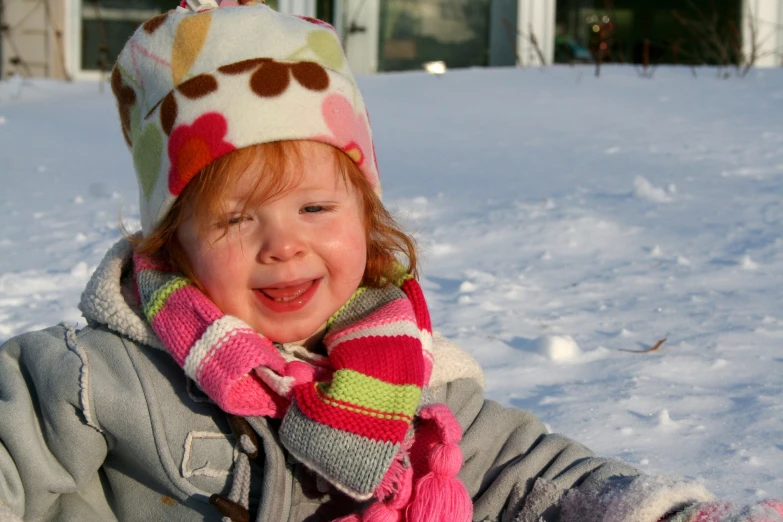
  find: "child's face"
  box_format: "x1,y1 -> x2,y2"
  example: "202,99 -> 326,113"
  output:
176,142 -> 367,346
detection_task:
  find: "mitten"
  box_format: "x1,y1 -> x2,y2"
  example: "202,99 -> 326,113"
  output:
665,499 -> 783,522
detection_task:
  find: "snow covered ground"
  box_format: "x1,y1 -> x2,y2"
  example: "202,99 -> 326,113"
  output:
2,65 -> 783,503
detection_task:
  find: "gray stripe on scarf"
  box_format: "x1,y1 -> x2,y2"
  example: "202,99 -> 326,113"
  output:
136,269 -> 180,314
330,284 -> 407,332
280,402 -> 399,497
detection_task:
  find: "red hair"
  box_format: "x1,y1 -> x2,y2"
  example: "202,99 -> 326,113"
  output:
130,140 -> 417,288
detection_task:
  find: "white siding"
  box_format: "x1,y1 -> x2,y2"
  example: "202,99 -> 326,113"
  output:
743,0 -> 783,67
276,0 -> 316,18
341,0 -> 379,74
1,0 -> 68,79
517,0 -> 556,66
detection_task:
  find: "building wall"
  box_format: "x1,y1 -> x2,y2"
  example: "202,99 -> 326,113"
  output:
276,0 -> 316,17
1,0 -> 68,79
744,0 -> 783,66
517,0 -> 556,65
342,0 -> 380,74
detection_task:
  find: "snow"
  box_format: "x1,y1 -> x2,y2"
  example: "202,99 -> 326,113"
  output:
2,65 -> 783,503
534,334 -> 582,361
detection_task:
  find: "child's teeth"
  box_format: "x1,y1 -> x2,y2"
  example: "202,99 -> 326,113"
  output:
265,285 -> 308,301
274,293 -> 300,302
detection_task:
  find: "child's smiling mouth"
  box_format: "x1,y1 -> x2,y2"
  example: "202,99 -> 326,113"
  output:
254,279 -> 321,312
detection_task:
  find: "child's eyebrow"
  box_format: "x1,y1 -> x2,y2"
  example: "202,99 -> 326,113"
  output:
225,183 -> 343,209
289,182 -> 345,193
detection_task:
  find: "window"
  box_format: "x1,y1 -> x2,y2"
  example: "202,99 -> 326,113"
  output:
554,0 -> 743,65
80,0 -> 166,71
378,0 -> 491,72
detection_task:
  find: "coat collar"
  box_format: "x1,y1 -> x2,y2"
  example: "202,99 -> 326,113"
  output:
79,237 -> 165,350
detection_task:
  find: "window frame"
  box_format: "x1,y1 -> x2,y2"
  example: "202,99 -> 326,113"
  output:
66,0 -> 161,80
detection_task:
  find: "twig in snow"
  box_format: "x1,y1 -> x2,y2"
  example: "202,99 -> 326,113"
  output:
619,338 -> 667,354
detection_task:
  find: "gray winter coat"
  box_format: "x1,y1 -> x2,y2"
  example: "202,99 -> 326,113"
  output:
0,239 -> 714,522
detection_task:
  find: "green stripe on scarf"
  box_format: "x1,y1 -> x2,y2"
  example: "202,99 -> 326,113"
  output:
143,275 -> 189,322
321,369 -> 422,417
311,392 -> 415,421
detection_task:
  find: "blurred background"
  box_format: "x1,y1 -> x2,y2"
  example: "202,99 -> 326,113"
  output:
1,0 -> 780,80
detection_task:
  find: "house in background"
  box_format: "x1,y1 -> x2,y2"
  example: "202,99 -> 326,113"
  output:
554,0 -> 782,68
0,0 -> 163,80
0,0 -> 780,80
0,0 -> 552,78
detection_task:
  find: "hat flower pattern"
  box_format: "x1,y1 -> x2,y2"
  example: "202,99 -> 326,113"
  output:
217,58 -> 329,97
114,2 -> 380,233
319,93 -> 374,172
168,112 -> 236,195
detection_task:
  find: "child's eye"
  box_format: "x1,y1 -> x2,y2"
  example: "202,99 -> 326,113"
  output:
222,214 -> 251,227
301,205 -> 327,214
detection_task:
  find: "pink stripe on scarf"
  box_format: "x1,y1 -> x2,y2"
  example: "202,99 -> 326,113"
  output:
197,329 -> 286,401
325,297 -> 414,346
218,372 -> 290,417
152,285 -> 222,365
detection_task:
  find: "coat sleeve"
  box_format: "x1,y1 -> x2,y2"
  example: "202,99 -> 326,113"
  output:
434,378 -> 713,522
0,325 -> 115,521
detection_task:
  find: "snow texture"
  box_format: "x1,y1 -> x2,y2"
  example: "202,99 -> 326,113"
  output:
2,66 -> 783,503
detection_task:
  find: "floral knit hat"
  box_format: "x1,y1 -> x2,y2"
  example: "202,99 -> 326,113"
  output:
111,0 -> 379,236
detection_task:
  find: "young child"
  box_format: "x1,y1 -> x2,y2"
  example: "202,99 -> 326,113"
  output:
0,2 -> 782,522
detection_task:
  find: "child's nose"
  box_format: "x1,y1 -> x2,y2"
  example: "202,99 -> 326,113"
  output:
256,220 -> 306,263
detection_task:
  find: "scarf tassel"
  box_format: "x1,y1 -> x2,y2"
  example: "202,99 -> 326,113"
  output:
361,465 -> 414,522
405,442 -> 471,522
405,404 -> 472,522
333,419 -> 471,522
335,405 -> 472,522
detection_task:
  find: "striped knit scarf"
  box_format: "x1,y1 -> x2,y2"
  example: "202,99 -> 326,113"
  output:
134,254 -> 472,522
